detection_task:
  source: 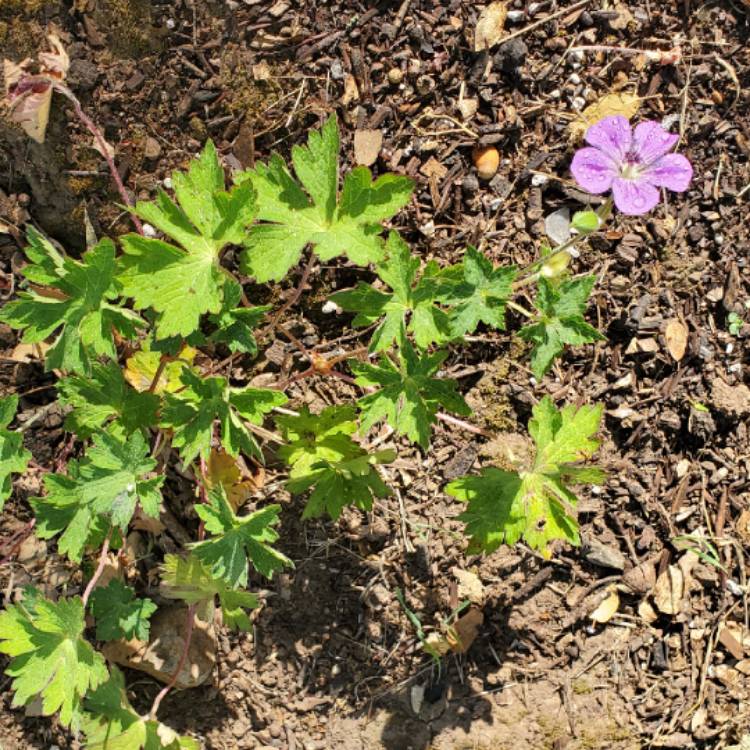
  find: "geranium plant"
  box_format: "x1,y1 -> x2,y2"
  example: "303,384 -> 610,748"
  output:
0,37 -> 693,747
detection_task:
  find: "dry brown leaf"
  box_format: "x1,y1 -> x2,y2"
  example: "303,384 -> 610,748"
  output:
10,341 -> 50,362
353,129 -> 383,167
664,319 -> 688,361
653,565 -> 684,615
590,586 -> 620,623
91,135 -> 115,160
4,34 -> 69,144
568,92 -> 641,141
447,607 -> 484,653
474,2 -> 508,52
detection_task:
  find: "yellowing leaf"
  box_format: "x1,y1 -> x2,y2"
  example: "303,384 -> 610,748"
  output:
568,92 -> 641,141
4,35 -> 69,144
123,346 -> 196,393
474,2 -> 509,51
206,448 -> 260,512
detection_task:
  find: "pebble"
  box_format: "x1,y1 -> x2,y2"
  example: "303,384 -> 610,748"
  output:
144,137 -> 162,160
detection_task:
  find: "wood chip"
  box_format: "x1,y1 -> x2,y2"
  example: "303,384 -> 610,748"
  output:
653,565 -> 684,615
353,129 -> 383,167
664,319 -> 688,361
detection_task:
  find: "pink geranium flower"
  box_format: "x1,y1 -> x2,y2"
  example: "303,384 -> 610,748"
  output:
571,115 -> 693,215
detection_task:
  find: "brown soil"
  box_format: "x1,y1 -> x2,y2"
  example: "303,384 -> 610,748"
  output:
2,1 -> 750,749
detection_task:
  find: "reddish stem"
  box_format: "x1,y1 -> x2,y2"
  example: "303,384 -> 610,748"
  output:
148,602 -> 197,720
81,527 -> 113,607
0,519 -> 36,566
49,81 -> 144,236
149,459 -> 209,721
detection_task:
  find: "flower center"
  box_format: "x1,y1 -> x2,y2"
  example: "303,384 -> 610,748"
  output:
620,151 -> 643,180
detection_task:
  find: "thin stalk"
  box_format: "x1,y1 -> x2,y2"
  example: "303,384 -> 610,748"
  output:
506,300 -> 534,319
81,527 -> 113,607
49,81 -> 144,236
148,603 -> 197,720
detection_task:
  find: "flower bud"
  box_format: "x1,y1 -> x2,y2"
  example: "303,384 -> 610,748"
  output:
541,251 -> 571,279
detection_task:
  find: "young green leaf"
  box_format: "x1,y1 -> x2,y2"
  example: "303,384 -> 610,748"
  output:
0,395 -> 31,510
276,404 -> 359,477
330,231 -> 452,351
518,275 -> 604,378
277,404 -> 395,519
83,666 -> 200,750
0,230 -> 142,374
208,279 -> 270,355
161,553 -> 258,631
0,593 -> 108,730
446,396 -> 604,557
350,335 -> 470,449
237,117 -> 413,282
89,579 -> 157,642
436,246 -> 517,336
160,369 -> 287,466
31,430 -> 162,561
289,451 -> 395,520
58,361 -> 160,438
571,209 -> 600,233
119,141 -> 256,339
190,486 -> 292,588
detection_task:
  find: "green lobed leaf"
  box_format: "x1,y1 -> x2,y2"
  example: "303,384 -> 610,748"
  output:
89,579 -> 157,642
161,553 -> 258,631
0,593 -> 108,730
160,370 -> 287,466
330,231 -> 452,351
83,666 -> 200,750
57,361 -> 160,438
518,275 -> 604,378
350,333 -> 470,449
208,279 -> 270,355
446,396 -> 604,557
190,486 -> 292,588
238,117 -> 413,282
119,140 -> 257,340
0,395 -> 31,510
277,404 -> 395,519
435,246 -> 517,337
0,233 -> 142,374
31,430 -> 162,561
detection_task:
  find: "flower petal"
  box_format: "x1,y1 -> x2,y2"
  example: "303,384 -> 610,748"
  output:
643,153 -> 693,192
632,121 -> 679,165
584,115 -> 632,162
612,177 -> 659,215
570,147 -> 617,194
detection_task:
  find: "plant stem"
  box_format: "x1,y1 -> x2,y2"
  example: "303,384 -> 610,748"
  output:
148,353 -> 172,394
50,81 -> 144,236
81,527 -> 113,607
506,300 -> 534,319
150,459 -> 209,721
148,602 -> 197,720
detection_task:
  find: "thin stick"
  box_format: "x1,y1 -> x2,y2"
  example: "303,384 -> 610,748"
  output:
81,527 -> 113,607
436,411 -> 492,438
261,253 -> 316,337
498,0 -> 593,47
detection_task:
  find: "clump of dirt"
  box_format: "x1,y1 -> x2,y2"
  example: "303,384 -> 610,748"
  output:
0,15 -> 46,58
219,47 -> 286,126
91,0 -> 161,57
465,358 -> 518,431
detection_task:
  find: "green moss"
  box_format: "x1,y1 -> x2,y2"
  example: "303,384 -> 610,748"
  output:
92,0 -> 161,57
218,52 -> 286,127
572,678 -> 593,695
